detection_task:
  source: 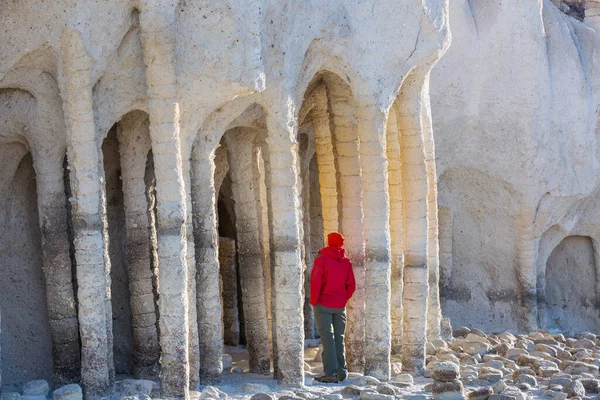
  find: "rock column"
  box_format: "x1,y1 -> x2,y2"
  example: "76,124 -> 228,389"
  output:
219,237 -> 240,346
139,5 -> 190,397
35,154 -> 81,383
312,85 -> 339,237
183,158 -> 201,389
385,109 -> 404,356
397,71 -> 430,373
357,103 -> 392,381
191,148 -> 224,381
264,115 -> 305,386
225,130 -> 271,374
61,27 -> 112,398
422,78 -> 442,342
328,84 -> 366,372
116,114 -> 160,378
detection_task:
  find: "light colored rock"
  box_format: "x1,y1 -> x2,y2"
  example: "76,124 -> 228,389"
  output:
52,384 -> 83,400
122,380 -> 157,396
433,361 -> 461,382
23,381 -> 50,397
199,386 -> 228,400
242,384 -> 271,394
432,381 -> 465,400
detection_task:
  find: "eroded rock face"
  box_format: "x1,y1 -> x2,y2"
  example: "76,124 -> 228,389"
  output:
0,0 -> 449,397
432,0 -> 600,333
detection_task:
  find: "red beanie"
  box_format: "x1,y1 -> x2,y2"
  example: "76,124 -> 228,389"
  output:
327,232 -> 345,248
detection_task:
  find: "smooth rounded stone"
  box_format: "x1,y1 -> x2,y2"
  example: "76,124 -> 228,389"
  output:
467,334 -> 491,345
358,392 -> 393,400
467,387 -> 493,400
557,350 -> 573,361
294,392 -> 319,400
354,376 -> 381,386
23,381 -> 50,397
535,344 -> 558,358
439,354 -> 461,365
432,380 -> 465,400
394,373 -> 414,385
231,367 -> 244,373
464,341 -> 493,357
222,354 -> 233,370
320,395 -> 343,400
492,343 -> 511,357
572,339 -> 595,350
433,361 -> 461,382
199,386 -> 228,400
53,384 -> 83,400
120,396 -> 150,400
487,360 -> 505,370
579,379 -> 599,394
497,333 -> 517,345
1,394 -> 20,400
515,340 -> 535,352
549,377 -> 573,387
505,349 -> 528,361
250,394 -> 274,400
375,384 -> 396,396
122,380 -> 157,396
342,386 -> 363,397
454,327 -> 472,338
514,374 -> 537,387
470,329 -> 487,338
492,380 -> 507,394
21,395 -> 46,400
243,384 -> 271,394
563,380 -> 585,398
542,391 -> 566,400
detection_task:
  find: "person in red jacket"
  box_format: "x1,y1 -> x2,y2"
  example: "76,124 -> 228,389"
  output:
310,231 -> 356,383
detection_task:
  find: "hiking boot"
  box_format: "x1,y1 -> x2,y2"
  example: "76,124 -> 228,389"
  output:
315,374 -> 338,383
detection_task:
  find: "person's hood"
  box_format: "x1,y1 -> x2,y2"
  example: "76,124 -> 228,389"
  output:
318,246 -> 346,261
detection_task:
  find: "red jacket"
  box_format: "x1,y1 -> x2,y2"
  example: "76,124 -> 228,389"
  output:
310,246 -> 356,308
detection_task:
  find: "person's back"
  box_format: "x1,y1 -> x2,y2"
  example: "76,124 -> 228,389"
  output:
310,232 -> 356,383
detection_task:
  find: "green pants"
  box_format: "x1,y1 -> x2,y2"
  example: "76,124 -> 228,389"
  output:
314,304 -> 347,379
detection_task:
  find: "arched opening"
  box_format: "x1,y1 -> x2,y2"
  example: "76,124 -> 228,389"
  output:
545,235 -> 600,331
102,126 -> 134,374
0,149 -> 54,390
296,70 -> 367,374
101,111 -> 160,378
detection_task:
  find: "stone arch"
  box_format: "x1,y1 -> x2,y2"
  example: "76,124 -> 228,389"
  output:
0,148 -> 54,391
543,235 -> 600,331
101,110 -> 160,378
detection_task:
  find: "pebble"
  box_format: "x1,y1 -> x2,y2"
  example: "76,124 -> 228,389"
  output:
375,384 -> 396,396
341,385 -> 362,397
394,373 -> 414,385
52,384 -> 83,400
250,394 -> 273,400
23,381 -> 50,397
467,387 -> 492,400
243,383 -> 271,394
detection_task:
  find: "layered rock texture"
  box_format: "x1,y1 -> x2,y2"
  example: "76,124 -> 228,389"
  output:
0,0 -> 449,398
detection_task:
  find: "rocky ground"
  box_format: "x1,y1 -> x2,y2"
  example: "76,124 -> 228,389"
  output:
3,329 -> 600,400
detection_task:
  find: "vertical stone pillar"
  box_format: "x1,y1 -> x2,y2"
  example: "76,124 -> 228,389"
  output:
357,103 -> 392,381
225,130 -> 271,374
396,71 -> 430,373
219,237 -> 240,346
422,80 -> 442,342
385,109 -> 404,356
438,207 -> 452,296
190,148 -> 224,381
139,6 -> 189,397
328,84 -> 366,373
183,158 -> 201,389
116,115 -> 160,378
61,27 -> 111,399
264,114 -> 305,386
34,154 -> 81,383
516,212 -> 539,332
312,85 -> 339,238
